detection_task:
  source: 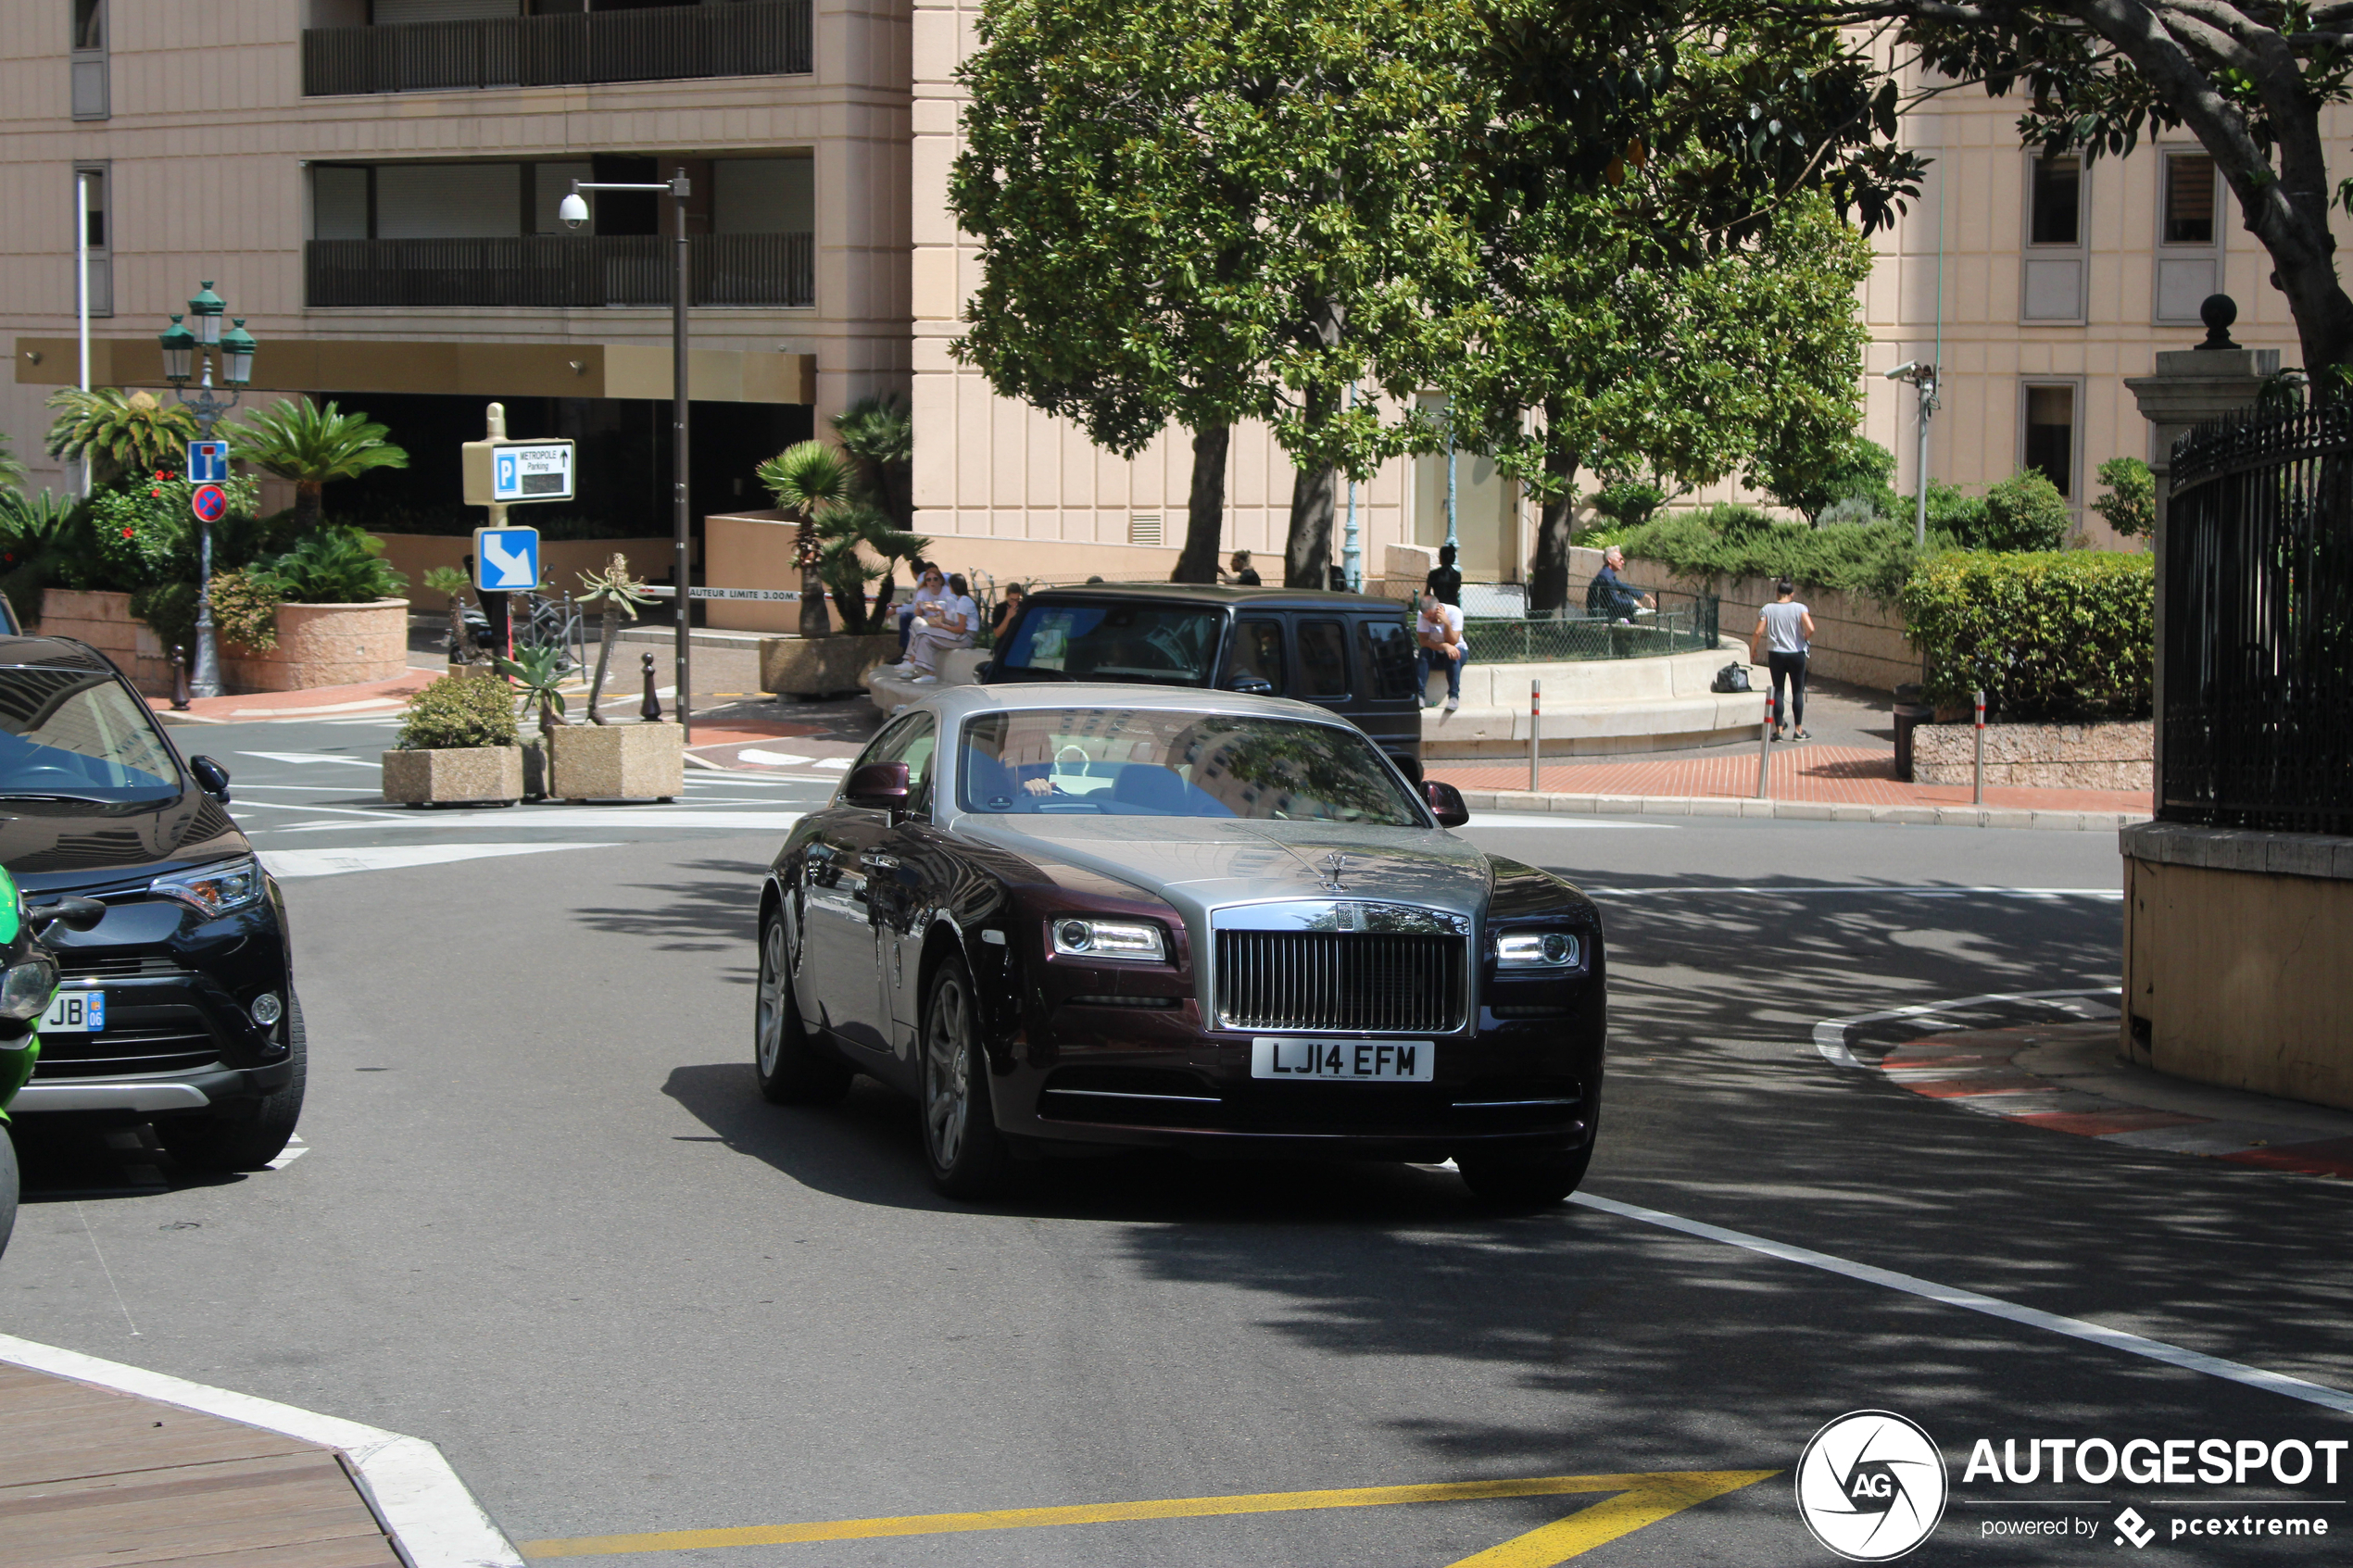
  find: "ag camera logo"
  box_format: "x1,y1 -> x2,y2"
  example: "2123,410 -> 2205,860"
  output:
1796,1411 -> 1949,1561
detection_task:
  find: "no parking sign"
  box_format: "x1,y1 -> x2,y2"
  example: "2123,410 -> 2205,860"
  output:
190,483 -> 228,524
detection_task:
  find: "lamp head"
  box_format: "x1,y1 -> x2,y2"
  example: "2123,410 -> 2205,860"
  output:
220,319 -> 257,387
187,281 -> 225,346
157,315 -> 195,383
559,189 -> 589,231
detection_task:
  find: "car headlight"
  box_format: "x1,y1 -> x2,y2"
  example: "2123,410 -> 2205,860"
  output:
1051,917 -> 1167,961
1494,930 -> 1581,969
0,952 -> 57,1022
150,856 -> 265,918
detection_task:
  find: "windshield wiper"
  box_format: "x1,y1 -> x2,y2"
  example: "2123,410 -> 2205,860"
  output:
0,791 -> 145,805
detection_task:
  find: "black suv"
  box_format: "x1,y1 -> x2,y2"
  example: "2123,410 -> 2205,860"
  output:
980,584 -> 1426,779
0,637 -> 303,1171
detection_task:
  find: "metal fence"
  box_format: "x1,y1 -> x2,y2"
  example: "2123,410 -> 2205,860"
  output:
305,233 -> 813,309
2165,404 -> 2353,834
1464,590 -> 1718,663
302,1 -> 812,95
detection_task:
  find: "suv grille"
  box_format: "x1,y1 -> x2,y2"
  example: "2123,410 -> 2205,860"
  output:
1214,931 -> 1466,1034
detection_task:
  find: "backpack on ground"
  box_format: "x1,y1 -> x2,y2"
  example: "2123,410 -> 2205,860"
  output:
1712,662 -> 1752,694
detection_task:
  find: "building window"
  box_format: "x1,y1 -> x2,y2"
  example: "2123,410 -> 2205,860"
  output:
70,0 -> 108,120
2164,153 -> 2217,245
2030,157 -> 2081,245
2022,384 -> 2077,499
73,165 -> 111,318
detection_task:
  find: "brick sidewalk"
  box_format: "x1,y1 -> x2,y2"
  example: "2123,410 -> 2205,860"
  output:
1428,744 -> 2152,816
147,670 -> 441,725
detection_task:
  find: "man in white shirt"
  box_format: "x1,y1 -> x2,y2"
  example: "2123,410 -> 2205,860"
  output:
1416,590 -> 1467,712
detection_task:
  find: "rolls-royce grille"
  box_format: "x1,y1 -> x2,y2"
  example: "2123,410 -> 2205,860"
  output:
1215,931 -> 1466,1034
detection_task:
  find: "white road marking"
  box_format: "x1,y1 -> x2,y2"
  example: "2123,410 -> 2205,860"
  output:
0,1334 -> 523,1566
261,843 -> 619,878
1462,813 -> 1673,830
1569,1190 -> 2353,1418
736,748 -> 815,767
277,809 -> 804,834
1811,988 -> 2123,1070
238,751 -> 382,769
1589,885 -> 2121,899
266,1135 -> 309,1170
224,698 -> 406,718
812,758 -> 851,771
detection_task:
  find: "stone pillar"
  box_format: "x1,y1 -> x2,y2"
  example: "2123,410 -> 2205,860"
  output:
2119,295 -> 2271,822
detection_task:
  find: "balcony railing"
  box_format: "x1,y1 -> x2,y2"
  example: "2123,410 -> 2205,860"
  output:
306,233 -> 814,309
302,0 -> 812,96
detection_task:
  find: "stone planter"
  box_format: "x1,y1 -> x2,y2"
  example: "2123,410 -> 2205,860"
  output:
1911,720 -> 2153,790
37,588 -> 174,696
760,633 -> 899,699
548,721 -> 683,801
380,746 -> 524,806
224,599 -> 410,693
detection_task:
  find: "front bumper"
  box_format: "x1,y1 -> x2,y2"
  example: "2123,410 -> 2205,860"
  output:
12,1059 -> 293,1114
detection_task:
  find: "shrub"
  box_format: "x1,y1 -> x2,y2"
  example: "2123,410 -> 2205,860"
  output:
1900,550 -> 2153,721
255,526 -> 407,604
1589,478 -> 1667,531
2090,457 -> 2157,539
207,570 -> 288,651
396,672 -> 518,751
1617,507 -> 1923,602
1971,470 -> 2072,553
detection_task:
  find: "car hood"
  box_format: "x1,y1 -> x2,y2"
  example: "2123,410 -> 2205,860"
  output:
0,792 -> 247,893
954,814 -> 1494,922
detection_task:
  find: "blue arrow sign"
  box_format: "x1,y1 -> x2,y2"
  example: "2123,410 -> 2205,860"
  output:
472,526 -> 540,592
187,441 -> 229,485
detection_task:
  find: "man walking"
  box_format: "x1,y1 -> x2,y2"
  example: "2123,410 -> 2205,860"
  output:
1751,577 -> 1817,740
1416,588 -> 1468,712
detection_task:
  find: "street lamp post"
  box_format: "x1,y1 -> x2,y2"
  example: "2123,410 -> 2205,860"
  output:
560,171 -> 695,743
1887,360 -> 1941,548
157,282 -> 257,701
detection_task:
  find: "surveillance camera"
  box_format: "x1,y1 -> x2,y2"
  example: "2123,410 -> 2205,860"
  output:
1884,361 -> 1918,381
558,191 -> 589,231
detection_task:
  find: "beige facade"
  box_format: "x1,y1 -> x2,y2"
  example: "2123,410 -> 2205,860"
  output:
3,11 -> 2338,586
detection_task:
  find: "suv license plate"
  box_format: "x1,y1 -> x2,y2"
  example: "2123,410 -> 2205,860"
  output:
43,990 -> 104,1034
1252,1037 -> 1431,1083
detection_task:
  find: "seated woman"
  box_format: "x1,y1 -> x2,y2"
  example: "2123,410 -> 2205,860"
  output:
898,570 -> 979,682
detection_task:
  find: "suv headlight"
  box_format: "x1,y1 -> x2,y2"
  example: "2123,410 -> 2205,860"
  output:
0,951 -> 57,1021
1494,930 -> 1581,969
1051,917 -> 1167,961
151,856 -> 265,918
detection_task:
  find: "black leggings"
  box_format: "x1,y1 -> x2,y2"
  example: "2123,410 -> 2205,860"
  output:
1768,650 -> 1807,729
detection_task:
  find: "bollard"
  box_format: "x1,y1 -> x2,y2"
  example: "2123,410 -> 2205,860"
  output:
1972,687 -> 1986,805
1529,679 -> 1541,793
170,647 -> 190,712
640,651 -> 663,722
1756,692 -> 1774,798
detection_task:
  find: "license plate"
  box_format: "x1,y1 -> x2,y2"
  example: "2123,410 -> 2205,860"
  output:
43,990 -> 104,1034
1251,1036 -> 1432,1083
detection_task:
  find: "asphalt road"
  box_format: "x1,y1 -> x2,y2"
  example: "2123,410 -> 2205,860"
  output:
5,724 -> 2348,1566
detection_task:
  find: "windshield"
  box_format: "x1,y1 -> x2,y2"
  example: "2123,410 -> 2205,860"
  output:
958,708 -> 1426,825
992,601 -> 1224,687
0,666 -> 182,803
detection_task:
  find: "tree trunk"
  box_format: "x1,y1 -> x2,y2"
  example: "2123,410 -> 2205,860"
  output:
1171,423 -> 1231,583
799,565 -> 832,637
829,580 -> 866,634
1284,459 -> 1335,588
867,575 -> 899,635
295,483 -> 322,533
1528,402 -> 1579,616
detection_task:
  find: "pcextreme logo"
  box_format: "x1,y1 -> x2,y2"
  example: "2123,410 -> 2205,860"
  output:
1795,1411 -> 1950,1562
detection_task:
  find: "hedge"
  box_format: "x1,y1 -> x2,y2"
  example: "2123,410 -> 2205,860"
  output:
1900,550 -> 2153,721
1616,506 -> 1921,602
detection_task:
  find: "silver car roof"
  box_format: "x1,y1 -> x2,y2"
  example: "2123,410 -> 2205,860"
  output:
893,681 -> 1362,730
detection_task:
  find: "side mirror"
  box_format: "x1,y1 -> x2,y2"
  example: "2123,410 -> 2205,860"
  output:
28,896 -> 107,934
1227,676 -> 1274,696
843,760 -> 912,812
1423,779 -> 1469,828
189,755 -> 232,803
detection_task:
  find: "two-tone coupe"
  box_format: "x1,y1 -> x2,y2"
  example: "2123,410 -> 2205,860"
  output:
753,685 -> 1605,1205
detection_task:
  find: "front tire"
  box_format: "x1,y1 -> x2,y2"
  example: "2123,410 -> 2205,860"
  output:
920,956 -> 1011,1199
755,909 -> 852,1106
1457,1137 -> 1593,1211
158,993 -> 308,1173
0,1126 -> 18,1261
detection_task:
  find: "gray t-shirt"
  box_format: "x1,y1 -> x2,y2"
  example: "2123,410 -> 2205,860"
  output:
1761,600 -> 1809,655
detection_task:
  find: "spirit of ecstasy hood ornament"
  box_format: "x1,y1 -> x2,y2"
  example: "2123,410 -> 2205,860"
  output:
1318,851 -> 1349,892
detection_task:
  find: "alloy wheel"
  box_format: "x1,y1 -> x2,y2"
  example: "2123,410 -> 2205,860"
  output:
925,972 -> 973,1170
757,919 -> 787,1076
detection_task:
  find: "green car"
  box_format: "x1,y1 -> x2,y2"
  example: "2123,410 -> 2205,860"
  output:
0,865 -> 100,1261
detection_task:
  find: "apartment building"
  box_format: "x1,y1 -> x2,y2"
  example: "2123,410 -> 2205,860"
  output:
0,7 -> 2328,588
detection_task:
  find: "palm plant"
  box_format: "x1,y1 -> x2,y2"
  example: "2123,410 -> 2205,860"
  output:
575,554 -> 653,724
0,435 -> 28,500
494,644 -> 570,743
229,397 -> 409,532
832,395 -> 912,527
756,440 -> 852,638
44,388 -> 196,483
823,396 -> 925,633
421,565 -> 475,668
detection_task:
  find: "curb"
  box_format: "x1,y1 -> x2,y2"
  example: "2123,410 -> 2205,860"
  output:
1817,1000 -> 2353,1178
1453,788 -> 2150,832
0,1333 -> 523,1567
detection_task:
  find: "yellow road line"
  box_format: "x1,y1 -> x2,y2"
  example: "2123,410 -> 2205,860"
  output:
519,1469 -> 1779,1561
